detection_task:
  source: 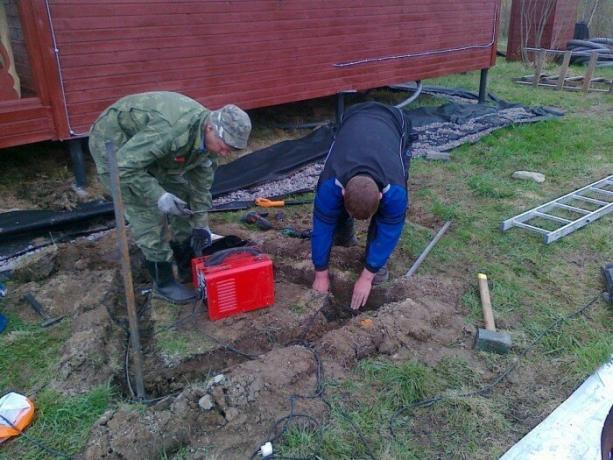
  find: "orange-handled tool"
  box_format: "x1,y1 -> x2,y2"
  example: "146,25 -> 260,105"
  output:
255,197 -> 312,208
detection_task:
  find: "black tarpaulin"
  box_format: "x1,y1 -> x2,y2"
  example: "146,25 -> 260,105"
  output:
1,93 -> 562,260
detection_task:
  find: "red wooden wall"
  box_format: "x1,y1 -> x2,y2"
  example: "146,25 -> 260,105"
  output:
50,0 -> 500,137
1,0 -> 500,147
506,0 -> 579,60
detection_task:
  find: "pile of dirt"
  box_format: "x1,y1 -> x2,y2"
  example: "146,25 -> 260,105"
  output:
4,205 -> 473,457
5,231 -> 146,395
82,273 -> 468,459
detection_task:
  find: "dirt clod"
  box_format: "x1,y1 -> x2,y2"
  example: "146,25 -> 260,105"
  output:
11,246 -> 58,282
198,394 -> 214,411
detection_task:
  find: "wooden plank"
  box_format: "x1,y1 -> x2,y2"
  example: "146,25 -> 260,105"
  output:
62,49 -> 489,102
49,0 -> 490,17
52,13 -> 495,45
557,50 -> 571,90
63,51 -> 490,107
534,49 -> 545,87
513,80 -> 609,93
56,23 -> 493,56
44,0 -> 499,140
50,9 -> 495,33
582,52 -> 598,93
58,30 -> 493,70
0,117 -> 54,137
59,37 -> 492,82
49,1 -> 491,18
0,131 -> 56,149
65,55 -> 489,127
0,106 -> 50,123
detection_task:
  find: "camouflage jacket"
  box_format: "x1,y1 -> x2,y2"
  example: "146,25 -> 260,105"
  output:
93,91 -> 216,227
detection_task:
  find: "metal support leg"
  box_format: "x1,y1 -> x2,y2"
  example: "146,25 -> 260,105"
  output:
67,138 -> 87,188
336,92 -> 346,126
335,90 -> 356,127
478,68 -> 489,104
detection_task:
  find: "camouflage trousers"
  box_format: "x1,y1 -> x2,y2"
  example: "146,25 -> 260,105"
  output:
89,116 -> 193,262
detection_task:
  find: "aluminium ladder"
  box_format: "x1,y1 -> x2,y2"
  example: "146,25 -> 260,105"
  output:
501,175 -> 613,244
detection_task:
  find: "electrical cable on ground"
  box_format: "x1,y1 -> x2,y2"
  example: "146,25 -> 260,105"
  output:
388,293 -> 603,439
123,296 -> 259,404
0,414 -> 74,459
249,334 -> 377,460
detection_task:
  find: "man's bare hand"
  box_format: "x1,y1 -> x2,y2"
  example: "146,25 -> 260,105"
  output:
312,269 -> 330,293
351,269 -> 376,310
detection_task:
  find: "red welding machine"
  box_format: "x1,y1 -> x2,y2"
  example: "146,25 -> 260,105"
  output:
191,247 -> 274,320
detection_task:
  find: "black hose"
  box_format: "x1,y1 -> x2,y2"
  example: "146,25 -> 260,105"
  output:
567,39 -> 609,49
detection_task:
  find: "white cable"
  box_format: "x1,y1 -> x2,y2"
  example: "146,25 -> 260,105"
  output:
334,2 -> 499,68
44,0 -> 88,136
260,441 -> 273,458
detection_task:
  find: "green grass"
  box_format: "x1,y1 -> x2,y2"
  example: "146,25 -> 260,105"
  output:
0,310 -> 71,391
2,59 -> 612,459
0,386 -> 114,460
278,357 -> 509,459
280,60 -> 613,458
401,222 -> 434,258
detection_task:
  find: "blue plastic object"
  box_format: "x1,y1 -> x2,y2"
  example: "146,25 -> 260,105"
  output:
0,313 -> 7,334
0,282 -> 7,334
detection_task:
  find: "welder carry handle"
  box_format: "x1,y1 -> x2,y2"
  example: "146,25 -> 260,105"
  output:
204,247 -> 262,267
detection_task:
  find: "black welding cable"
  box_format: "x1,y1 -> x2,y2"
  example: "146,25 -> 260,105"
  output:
388,293 -> 603,440
0,414 -> 74,459
124,297 -> 259,404
249,342 -> 327,460
250,340 -> 377,460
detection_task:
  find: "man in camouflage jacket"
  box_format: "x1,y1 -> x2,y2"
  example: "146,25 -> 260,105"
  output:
89,91 -> 251,304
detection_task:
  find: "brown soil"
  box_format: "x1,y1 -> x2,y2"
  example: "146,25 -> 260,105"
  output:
84,271 -> 468,459
4,186 -> 475,458
74,214 -> 471,458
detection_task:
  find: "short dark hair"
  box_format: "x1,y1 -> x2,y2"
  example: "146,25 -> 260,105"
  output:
344,175 -> 380,220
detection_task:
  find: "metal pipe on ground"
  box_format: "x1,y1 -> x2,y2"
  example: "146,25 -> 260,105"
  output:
106,140 -> 147,400
404,221 -> 452,278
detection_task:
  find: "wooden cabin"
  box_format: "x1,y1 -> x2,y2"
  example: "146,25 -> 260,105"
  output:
1,0 -> 500,156
506,0 -> 579,61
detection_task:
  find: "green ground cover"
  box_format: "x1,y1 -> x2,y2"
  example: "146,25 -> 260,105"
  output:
0,59 -> 611,459
278,61 -> 612,459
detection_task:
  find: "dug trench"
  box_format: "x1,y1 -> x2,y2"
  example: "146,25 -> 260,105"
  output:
87,225 -> 473,458
132,222 -> 469,399
4,219 -> 474,458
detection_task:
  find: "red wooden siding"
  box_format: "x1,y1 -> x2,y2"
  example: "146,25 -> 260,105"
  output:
0,98 -> 55,145
0,1 -> 67,149
506,0 -> 579,60
48,0 -> 500,137
551,0 -> 578,49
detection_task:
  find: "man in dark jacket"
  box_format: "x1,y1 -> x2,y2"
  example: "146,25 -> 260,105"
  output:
311,102 -> 413,309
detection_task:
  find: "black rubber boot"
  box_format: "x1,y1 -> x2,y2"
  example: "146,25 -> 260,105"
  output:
334,215 -> 358,247
372,264 -> 389,285
145,260 -> 195,304
170,240 -> 194,284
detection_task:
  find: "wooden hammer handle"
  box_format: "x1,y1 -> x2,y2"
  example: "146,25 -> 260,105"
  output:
478,273 -> 496,331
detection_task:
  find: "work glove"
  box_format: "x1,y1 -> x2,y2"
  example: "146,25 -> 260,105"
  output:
157,192 -> 192,216
191,227 -> 212,257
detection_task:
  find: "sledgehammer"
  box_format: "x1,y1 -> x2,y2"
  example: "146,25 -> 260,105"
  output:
473,274 -> 512,354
